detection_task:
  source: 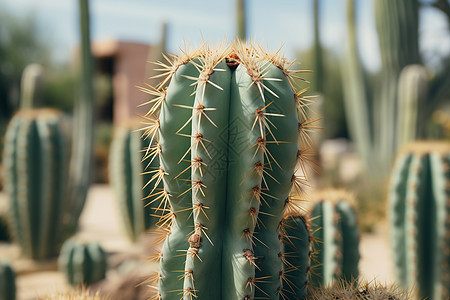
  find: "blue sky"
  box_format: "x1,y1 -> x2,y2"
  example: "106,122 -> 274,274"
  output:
2,0 -> 449,71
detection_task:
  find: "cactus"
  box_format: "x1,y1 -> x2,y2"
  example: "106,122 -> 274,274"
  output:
342,0 -> 421,177
236,0 -> 247,40
309,190 -> 360,288
388,141 -> 450,300
20,63 -> 44,110
0,262 -> 16,300
281,211 -> 312,299
140,41 -> 317,299
2,109 -> 68,260
109,121 -> 161,242
58,240 -> 107,286
396,65 -> 428,150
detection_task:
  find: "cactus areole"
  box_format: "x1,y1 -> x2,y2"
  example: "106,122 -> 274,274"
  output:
141,42 -> 316,300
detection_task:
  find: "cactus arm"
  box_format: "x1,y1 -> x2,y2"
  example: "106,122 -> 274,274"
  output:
183,58 -> 232,299
336,200 -> 359,282
282,215 -> 311,299
253,63 -> 299,299
396,65 -> 428,150
158,61 -> 199,299
0,263 -> 16,300
20,64 -> 43,110
222,63 -> 265,299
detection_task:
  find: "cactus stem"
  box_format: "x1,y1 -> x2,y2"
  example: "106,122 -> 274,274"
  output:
174,157 -> 206,179
176,132 -> 212,163
173,104 -> 217,133
252,101 -> 285,143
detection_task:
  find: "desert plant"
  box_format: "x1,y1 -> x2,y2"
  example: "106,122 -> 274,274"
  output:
388,141 -> 450,300
3,109 -> 68,259
281,211 -> 312,299
0,262 -> 15,300
109,121 -> 161,242
141,41 -> 317,299
58,240 -> 107,286
309,189 -> 360,288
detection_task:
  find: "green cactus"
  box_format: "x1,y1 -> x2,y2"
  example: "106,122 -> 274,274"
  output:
388,141 -> 450,300
309,190 -> 360,288
0,262 -> 16,300
281,212 -> 312,299
20,63 -> 44,110
109,120 -> 161,242
236,0 -> 247,40
2,109 -> 68,260
140,42 -> 316,300
396,65 -> 428,150
58,240 -> 107,286
342,0 -> 421,177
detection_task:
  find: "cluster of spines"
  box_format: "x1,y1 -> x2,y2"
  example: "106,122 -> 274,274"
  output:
138,41 -> 319,300
389,141 -> 450,300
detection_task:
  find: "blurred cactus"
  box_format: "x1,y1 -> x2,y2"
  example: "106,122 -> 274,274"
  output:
140,42 -> 317,299
20,63 -> 43,110
0,262 -> 15,300
109,121 -> 161,242
3,109 -> 68,259
342,0 -> 423,177
236,0 -> 247,40
0,213 -> 10,242
309,190 -> 360,287
388,141 -> 450,299
65,0 -> 95,235
58,240 -> 107,286
396,65 -> 428,150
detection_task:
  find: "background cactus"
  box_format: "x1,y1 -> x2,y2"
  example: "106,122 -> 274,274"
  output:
2,109 -> 68,260
309,189 -> 360,288
58,240 -> 107,286
109,121 -> 161,242
0,262 -> 16,300
140,41 -> 316,300
388,141 -> 450,300
19,63 -> 44,110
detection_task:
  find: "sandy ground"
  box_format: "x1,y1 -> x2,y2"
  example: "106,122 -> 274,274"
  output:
0,184 -> 395,299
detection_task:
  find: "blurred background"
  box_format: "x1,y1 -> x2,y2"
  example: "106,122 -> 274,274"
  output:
0,0 -> 449,299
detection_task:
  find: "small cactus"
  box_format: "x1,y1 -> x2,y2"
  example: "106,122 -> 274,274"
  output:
0,262 -> 16,300
309,189 -> 360,288
58,240 -> 107,286
3,109 -> 68,260
388,141 -> 450,300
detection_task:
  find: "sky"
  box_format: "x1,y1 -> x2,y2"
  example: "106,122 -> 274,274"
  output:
1,0 -> 449,72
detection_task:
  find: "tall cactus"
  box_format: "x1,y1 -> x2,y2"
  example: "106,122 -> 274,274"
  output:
141,41 -> 317,300
3,109 -> 67,260
58,240 -> 107,286
388,141 -> 450,300
342,0 -> 421,176
0,262 -> 16,300
109,121 -> 161,242
309,190 -> 360,288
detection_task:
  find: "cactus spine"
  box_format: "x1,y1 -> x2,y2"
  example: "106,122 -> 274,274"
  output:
3,109 -> 67,260
388,141 -> 450,299
109,121 -> 160,242
0,262 -> 16,300
309,190 -> 360,287
58,240 -> 107,286
141,42 -> 316,300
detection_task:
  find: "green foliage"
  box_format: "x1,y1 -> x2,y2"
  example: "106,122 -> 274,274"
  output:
2,109 -> 68,260
309,190 -> 360,288
388,141 -> 450,300
0,262 -> 16,300
144,42 -> 315,300
109,121 -> 160,242
58,240 -> 107,286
